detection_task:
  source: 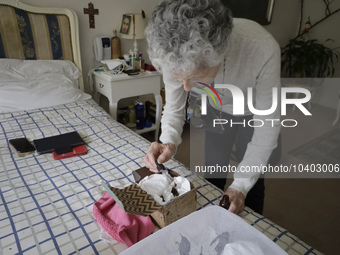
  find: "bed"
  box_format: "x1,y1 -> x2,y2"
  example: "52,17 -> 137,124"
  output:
0,0 -> 323,254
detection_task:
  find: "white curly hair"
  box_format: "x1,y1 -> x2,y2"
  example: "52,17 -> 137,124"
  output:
145,0 -> 233,76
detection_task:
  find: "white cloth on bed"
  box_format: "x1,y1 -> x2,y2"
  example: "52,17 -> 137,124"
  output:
0,59 -> 91,113
223,241 -> 265,255
120,206 -> 287,255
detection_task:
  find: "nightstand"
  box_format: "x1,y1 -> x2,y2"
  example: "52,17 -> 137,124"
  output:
92,71 -> 163,141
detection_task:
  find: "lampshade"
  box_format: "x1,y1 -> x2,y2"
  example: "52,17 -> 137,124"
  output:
120,13 -> 147,40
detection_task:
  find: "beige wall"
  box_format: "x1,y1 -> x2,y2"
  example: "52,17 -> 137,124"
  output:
23,0 -> 339,93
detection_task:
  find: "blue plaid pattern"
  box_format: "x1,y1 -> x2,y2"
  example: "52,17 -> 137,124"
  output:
0,99 -> 322,255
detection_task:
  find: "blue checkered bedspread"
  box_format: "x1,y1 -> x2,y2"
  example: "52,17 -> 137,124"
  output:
0,99 -> 322,255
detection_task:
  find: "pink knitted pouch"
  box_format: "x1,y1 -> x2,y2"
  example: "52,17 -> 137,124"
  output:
92,191 -> 155,247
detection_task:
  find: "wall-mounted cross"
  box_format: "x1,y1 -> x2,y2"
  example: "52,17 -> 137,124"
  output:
84,2 -> 98,29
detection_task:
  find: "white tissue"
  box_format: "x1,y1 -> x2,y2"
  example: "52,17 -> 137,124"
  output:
137,171 -> 190,205
174,176 -> 191,194
101,59 -> 126,70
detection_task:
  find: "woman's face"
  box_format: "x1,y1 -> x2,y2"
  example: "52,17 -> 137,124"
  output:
122,17 -> 130,33
171,64 -> 221,91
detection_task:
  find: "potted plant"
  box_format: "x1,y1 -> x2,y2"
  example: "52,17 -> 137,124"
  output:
281,38 -> 339,78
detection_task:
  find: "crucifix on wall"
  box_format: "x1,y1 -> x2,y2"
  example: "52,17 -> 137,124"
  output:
84,2 -> 98,29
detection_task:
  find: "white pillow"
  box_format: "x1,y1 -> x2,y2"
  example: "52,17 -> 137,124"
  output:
0,73 -> 91,113
0,59 -> 81,82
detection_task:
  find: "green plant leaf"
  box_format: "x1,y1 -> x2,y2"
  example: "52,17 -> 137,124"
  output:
281,37 -> 339,78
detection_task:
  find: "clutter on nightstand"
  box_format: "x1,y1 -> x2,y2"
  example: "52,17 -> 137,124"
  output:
118,100 -> 155,131
92,69 -> 162,141
101,59 -> 126,75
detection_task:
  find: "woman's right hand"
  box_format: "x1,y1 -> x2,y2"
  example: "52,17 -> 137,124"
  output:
144,142 -> 176,173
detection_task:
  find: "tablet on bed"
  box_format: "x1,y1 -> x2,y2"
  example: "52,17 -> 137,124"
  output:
33,131 -> 85,155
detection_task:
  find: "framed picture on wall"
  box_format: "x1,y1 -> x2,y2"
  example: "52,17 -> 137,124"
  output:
120,14 -> 131,34
222,0 -> 275,25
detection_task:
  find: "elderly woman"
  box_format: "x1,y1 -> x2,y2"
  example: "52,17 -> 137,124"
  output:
144,0 -> 281,215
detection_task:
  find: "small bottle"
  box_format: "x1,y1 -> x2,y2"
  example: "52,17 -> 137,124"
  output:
144,101 -> 153,128
139,50 -> 145,72
111,30 -> 121,59
135,59 -> 141,71
161,87 -> 166,105
219,195 -> 230,210
129,50 -> 136,70
121,108 -> 129,125
187,108 -> 194,121
135,60 -> 144,72
133,50 -> 138,59
139,59 -> 145,72
135,101 -> 145,130
128,49 -> 135,69
126,105 -> 136,130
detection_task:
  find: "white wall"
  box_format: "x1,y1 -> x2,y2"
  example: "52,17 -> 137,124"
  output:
263,0 -> 301,47
23,0 -> 160,93
304,0 -> 340,78
23,0 -> 340,104
300,1 -> 340,108
262,0 -> 340,109
265,0 -> 340,76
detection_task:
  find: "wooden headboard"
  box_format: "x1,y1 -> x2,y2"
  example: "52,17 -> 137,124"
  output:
0,0 -> 84,90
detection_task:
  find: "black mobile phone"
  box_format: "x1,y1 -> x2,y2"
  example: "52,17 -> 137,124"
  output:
9,138 -> 36,156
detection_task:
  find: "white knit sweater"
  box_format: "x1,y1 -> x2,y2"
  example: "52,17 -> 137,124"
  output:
159,18 -> 281,197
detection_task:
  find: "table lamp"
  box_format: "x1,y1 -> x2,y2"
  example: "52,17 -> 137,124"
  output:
120,13 -> 147,53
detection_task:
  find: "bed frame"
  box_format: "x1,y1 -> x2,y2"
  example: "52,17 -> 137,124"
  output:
0,0 -> 84,90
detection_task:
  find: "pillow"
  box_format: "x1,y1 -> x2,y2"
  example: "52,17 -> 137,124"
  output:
0,73 -> 91,113
0,59 -> 81,83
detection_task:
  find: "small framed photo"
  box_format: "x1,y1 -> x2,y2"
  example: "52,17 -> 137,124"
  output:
120,14 -> 131,34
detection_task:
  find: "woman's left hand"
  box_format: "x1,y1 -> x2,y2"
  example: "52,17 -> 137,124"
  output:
223,187 -> 245,215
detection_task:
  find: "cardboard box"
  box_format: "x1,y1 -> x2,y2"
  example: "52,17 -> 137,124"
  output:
108,167 -> 197,228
